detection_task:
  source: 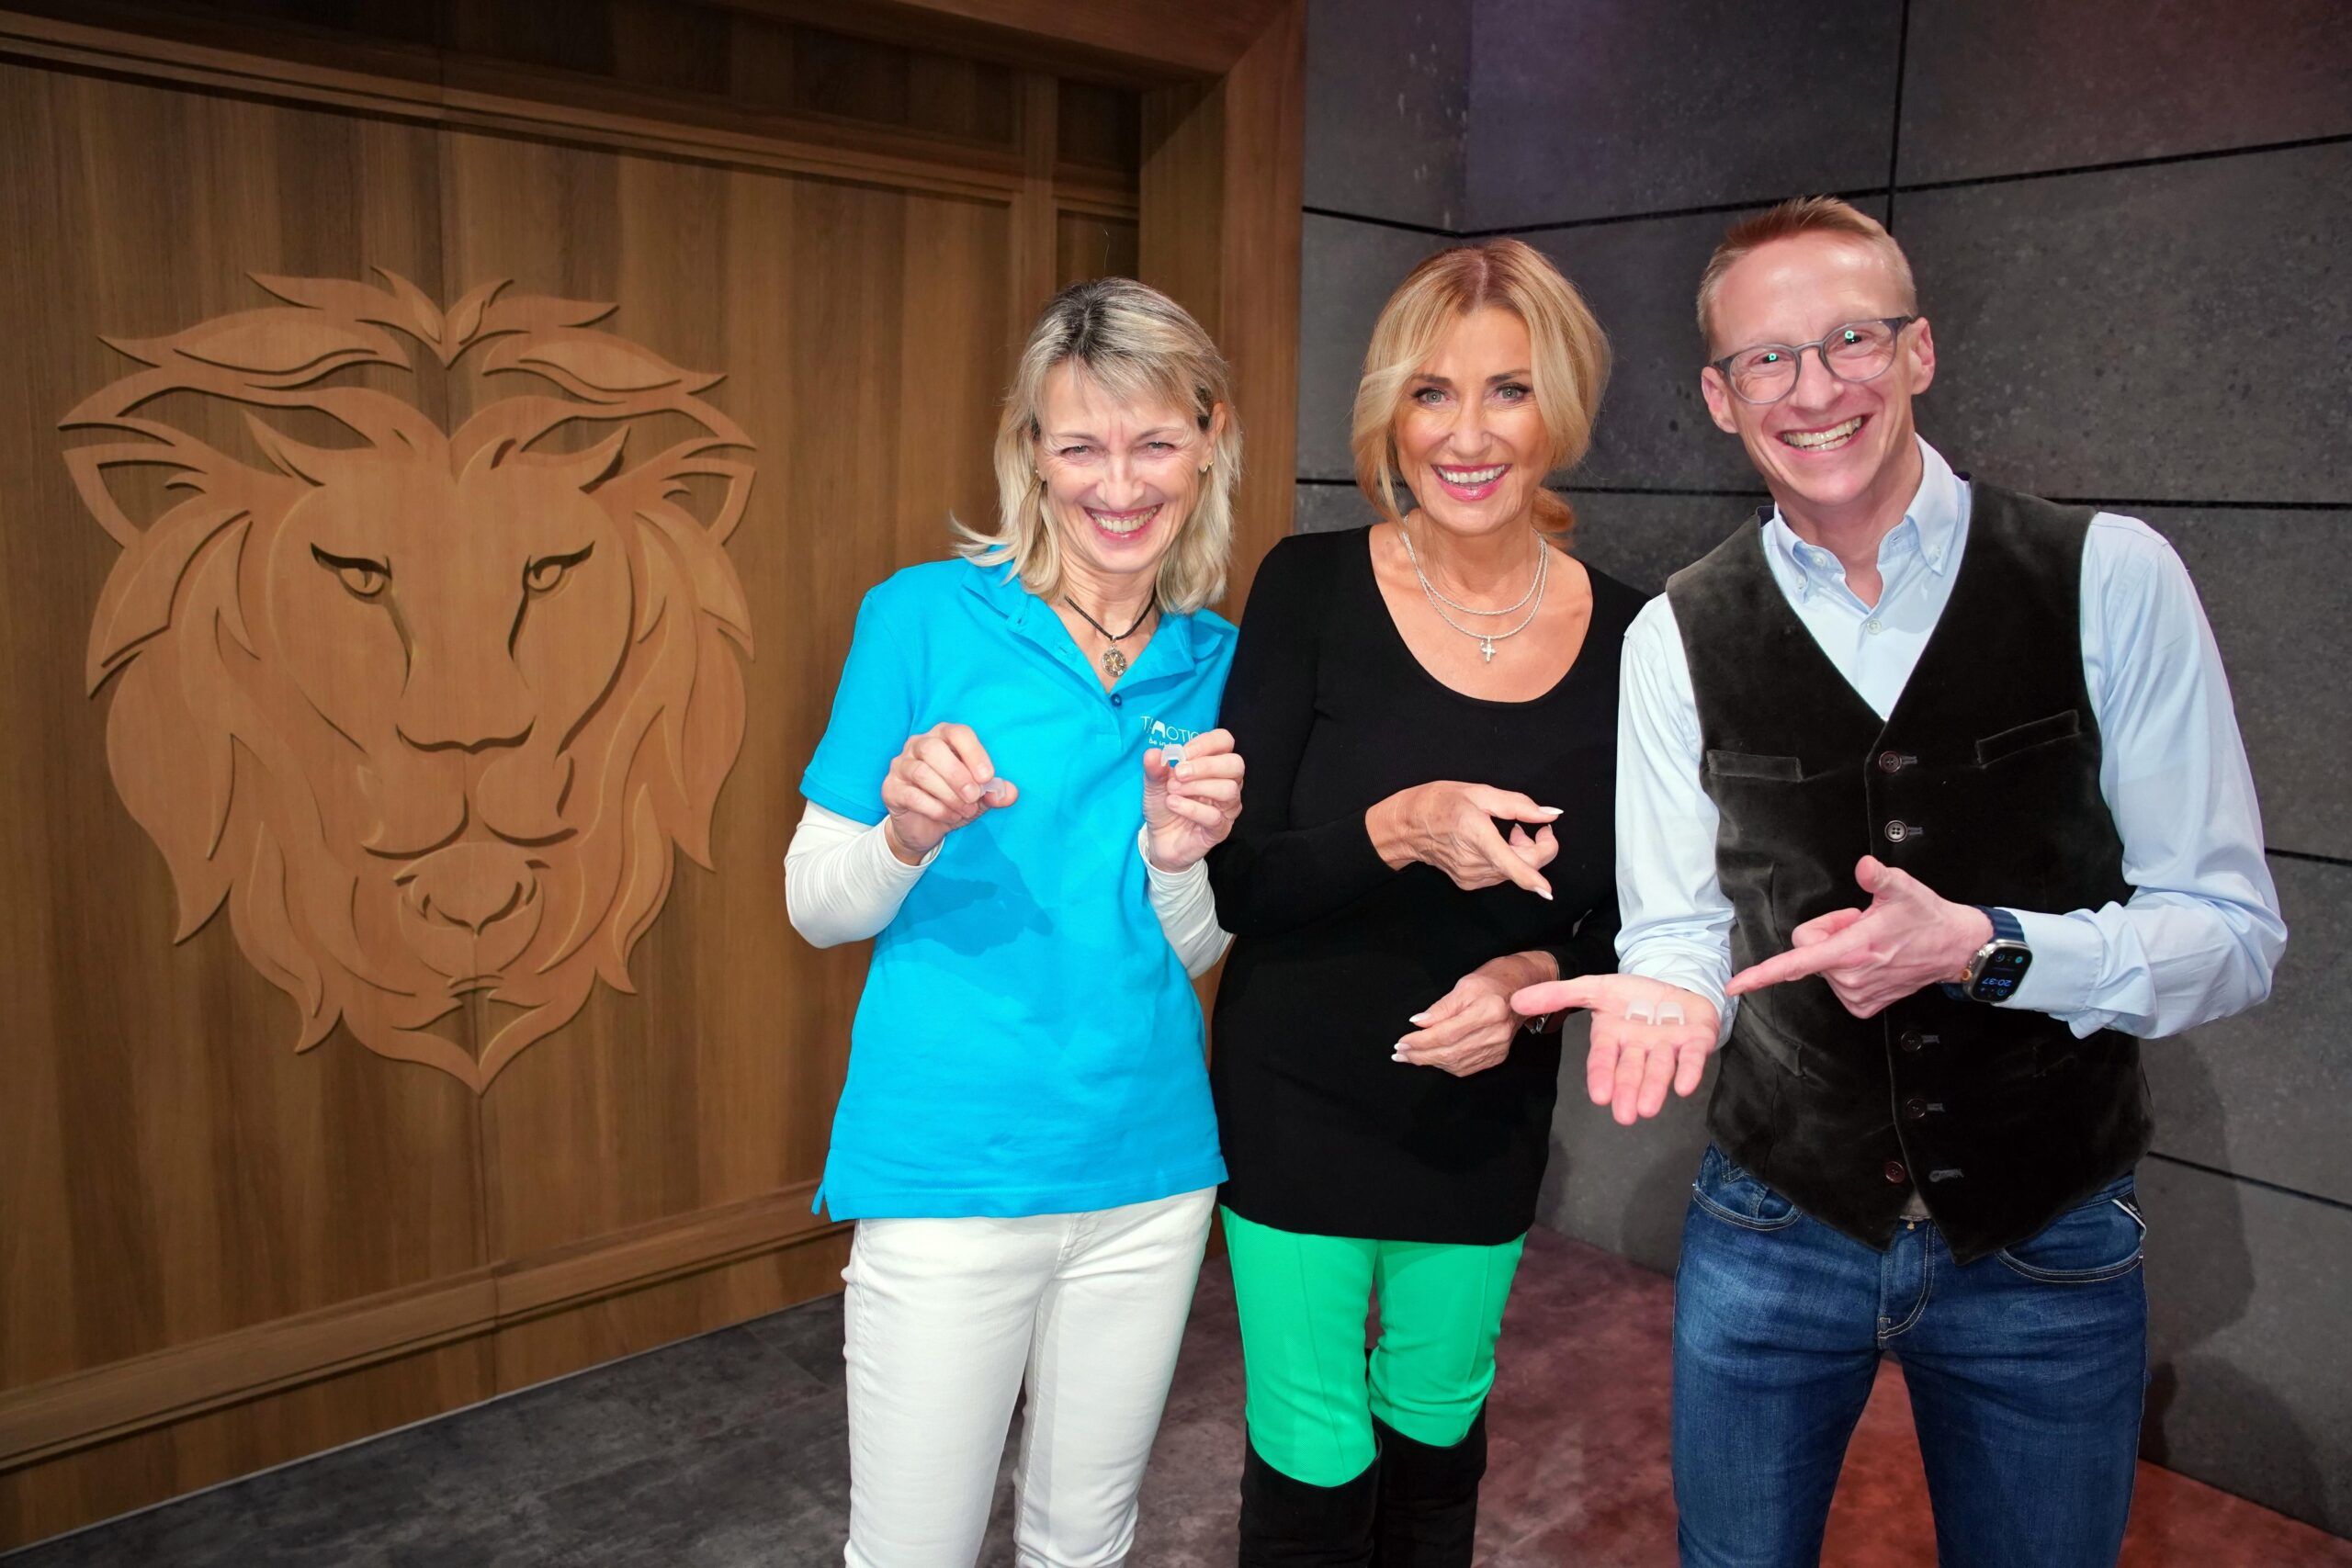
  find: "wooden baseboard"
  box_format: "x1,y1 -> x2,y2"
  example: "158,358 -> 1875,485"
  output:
0,1183 -> 844,1472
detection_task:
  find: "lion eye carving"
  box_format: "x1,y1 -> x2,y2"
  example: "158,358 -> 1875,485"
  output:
524,545 -> 593,595
312,546 -> 390,600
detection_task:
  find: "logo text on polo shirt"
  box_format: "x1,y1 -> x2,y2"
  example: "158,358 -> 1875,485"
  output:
1144,716 -> 1201,761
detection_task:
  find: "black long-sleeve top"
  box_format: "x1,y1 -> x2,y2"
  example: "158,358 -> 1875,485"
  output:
1207,526 -> 1643,1244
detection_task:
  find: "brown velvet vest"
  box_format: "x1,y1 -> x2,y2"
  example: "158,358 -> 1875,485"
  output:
1665,480 -> 2150,1264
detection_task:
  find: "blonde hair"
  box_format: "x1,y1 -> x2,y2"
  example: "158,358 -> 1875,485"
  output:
956,277 -> 1240,614
1696,197 -> 1917,350
1350,238 -> 1611,540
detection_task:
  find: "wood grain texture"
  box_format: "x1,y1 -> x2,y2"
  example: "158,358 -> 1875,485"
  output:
0,1183 -> 839,1471
714,0 -> 1295,81
65,270 -> 755,1092
1055,209 -> 1142,289
0,1339 -> 497,1551
0,0 -> 1291,1546
1139,0 -> 1304,616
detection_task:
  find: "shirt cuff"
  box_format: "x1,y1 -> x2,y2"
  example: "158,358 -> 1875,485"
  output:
1618,958 -> 1736,1047
1137,826 -> 1208,890
870,819 -> 940,877
1998,907 -> 2107,1021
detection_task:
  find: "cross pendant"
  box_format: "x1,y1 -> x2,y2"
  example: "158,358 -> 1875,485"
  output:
1478,637 -> 1496,663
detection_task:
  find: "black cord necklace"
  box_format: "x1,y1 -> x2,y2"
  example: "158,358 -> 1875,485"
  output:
1063,593 -> 1154,679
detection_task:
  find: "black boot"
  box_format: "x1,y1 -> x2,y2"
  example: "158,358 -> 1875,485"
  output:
1368,1408 -> 1486,1567
1237,1438 -> 1379,1567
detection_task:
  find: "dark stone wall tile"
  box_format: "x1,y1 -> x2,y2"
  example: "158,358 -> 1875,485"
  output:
1304,0 -> 1469,231
1894,144 -> 2352,504
1465,0 -> 1900,230
1535,1014 -> 1715,1276
2143,506 -> 2352,863
2147,856 -> 2351,1207
1899,0 -> 2352,186
1561,488 -> 1756,596
2141,1157 -> 2352,1536
1293,479 -> 1374,536
1296,213 -> 1453,480
1516,197 -> 1888,491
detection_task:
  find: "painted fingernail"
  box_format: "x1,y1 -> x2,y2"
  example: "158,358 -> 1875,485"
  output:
1408,1012 -> 1430,1025
1537,807 -> 1564,817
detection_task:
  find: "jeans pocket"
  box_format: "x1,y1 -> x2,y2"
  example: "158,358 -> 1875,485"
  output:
1996,1179 -> 2144,1283
1690,1146 -> 1803,1233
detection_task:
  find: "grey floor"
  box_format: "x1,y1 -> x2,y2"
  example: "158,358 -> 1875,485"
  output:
20,1230 -> 2346,1567
6,1258 -> 1256,1568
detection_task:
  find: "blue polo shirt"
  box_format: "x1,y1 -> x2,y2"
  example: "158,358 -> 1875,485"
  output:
801,556 -> 1235,1220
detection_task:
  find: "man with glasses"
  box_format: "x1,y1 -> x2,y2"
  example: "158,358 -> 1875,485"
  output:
1512,197 -> 2284,1565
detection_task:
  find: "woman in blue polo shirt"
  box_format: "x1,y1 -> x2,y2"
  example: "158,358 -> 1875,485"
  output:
785,278 -> 1247,1567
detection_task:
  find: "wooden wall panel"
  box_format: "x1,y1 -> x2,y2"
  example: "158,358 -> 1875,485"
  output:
436,128 -> 1011,1262
0,62 -> 488,1397
1056,209 -> 1142,288
0,0 -> 1291,1546
1140,0 -> 1306,615
0,1339 -> 495,1550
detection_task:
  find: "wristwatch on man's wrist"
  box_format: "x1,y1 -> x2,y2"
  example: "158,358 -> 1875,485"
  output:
1949,906 -> 2032,1003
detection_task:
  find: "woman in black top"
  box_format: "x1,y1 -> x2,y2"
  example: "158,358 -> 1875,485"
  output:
1207,240 -> 1638,1563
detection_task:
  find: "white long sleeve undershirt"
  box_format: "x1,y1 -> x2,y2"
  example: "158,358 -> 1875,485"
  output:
783,802 -> 1233,976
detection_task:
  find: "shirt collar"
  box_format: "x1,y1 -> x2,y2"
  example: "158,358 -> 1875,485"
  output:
1765,435 -> 1964,584
958,555 -> 1226,677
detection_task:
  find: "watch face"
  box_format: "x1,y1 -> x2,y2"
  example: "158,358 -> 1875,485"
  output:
1970,945 -> 2033,1002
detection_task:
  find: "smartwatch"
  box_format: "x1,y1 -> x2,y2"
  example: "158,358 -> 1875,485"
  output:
1950,906 -> 2032,1003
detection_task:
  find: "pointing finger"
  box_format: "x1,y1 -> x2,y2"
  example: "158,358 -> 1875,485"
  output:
1465,785 -> 1565,826
1792,906 -> 1864,947
1475,818 -> 1553,900
1725,926 -> 1870,995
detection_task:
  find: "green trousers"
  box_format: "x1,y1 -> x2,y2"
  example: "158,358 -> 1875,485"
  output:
1221,1207 -> 1526,1486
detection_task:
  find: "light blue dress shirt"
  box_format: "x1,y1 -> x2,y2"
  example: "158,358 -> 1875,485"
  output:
1616,437 -> 2286,1041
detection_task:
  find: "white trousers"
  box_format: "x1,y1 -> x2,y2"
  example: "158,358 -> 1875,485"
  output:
841,1186 -> 1216,1567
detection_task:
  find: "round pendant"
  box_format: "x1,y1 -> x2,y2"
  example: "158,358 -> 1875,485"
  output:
1102,647 -> 1129,678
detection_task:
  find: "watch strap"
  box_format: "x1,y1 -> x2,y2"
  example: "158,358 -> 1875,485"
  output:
1976,905 -> 2025,943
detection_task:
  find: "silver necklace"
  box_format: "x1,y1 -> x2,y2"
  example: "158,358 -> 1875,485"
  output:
1401,527 -> 1545,617
1400,526 -> 1550,663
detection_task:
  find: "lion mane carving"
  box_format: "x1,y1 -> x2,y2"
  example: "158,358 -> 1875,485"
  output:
62,271 -> 755,1090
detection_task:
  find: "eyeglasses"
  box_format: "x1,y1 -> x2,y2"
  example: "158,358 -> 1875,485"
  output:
1708,316 -> 1918,405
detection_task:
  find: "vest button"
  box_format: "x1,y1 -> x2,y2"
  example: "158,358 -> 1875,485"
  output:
1899,1030 -> 1928,1052
1878,750 -> 1905,773
1883,1160 -> 1908,1184
1903,1096 -> 1930,1120
1884,819 -> 1910,842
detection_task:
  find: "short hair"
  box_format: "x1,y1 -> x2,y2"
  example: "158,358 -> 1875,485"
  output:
1696,197 -> 1918,350
956,277 -> 1240,615
1350,238 -> 1611,539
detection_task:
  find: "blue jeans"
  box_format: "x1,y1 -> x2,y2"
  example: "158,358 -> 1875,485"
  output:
1672,1145 -> 2147,1568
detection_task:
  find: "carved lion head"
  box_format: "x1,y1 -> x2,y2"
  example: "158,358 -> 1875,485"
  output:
64,271 -> 754,1089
